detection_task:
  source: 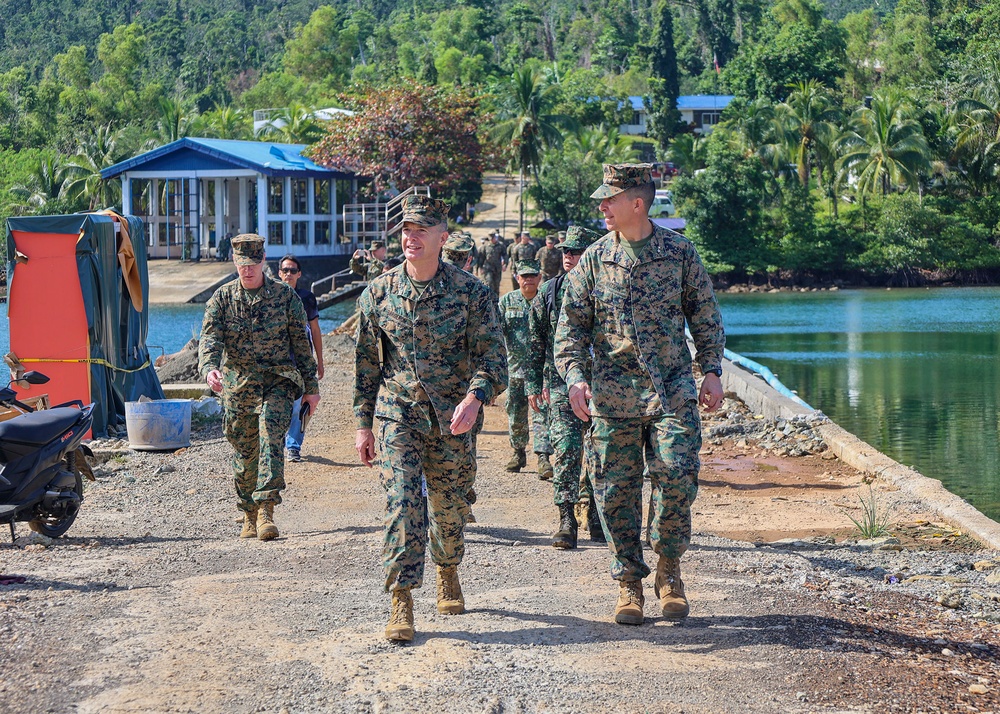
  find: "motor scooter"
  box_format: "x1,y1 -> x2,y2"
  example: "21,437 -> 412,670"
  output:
0,371 -> 95,540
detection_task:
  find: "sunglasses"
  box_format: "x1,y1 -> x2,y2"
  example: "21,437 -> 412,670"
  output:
279,267 -> 300,274
563,250 -> 584,257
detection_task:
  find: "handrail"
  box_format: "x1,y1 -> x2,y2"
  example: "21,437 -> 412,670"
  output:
311,267 -> 357,296
340,185 -> 431,246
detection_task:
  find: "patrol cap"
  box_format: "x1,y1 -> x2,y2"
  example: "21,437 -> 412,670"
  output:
401,195 -> 449,227
515,259 -> 541,276
558,225 -> 600,251
590,163 -> 654,199
444,231 -> 475,254
371,240 -> 385,249
231,233 -> 265,265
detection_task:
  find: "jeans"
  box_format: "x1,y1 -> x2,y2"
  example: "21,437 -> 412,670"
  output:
285,396 -> 304,451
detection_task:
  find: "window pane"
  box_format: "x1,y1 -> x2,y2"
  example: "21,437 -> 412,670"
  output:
314,180 -> 331,214
291,221 -> 308,245
315,221 -> 331,245
131,179 -> 150,216
268,220 -> 285,245
268,178 -> 285,213
292,179 -> 308,214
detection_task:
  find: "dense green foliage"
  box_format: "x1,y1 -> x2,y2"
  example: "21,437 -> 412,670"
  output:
0,0 -> 999,282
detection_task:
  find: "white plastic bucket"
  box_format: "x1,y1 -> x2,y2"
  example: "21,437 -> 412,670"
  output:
124,399 -> 192,451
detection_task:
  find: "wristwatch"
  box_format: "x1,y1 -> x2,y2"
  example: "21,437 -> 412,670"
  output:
469,388 -> 487,403
703,367 -> 723,377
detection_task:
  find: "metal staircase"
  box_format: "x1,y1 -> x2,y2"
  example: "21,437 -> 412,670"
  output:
311,186 -> 432,310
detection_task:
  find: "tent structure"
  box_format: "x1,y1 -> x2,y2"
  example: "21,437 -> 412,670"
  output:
5,213 -> 164,437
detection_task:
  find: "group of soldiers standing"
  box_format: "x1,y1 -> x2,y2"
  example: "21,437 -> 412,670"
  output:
199,162 -> 726,646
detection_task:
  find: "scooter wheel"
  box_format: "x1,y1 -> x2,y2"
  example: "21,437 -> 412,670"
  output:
28,472 -> 83,539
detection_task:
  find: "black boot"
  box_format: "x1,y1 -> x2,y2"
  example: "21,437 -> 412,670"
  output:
588,495 -> 605,543
552,503 -> 578,549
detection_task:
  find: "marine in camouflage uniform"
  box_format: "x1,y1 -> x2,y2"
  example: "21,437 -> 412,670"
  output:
534,235 -> 564,283
199,234 -> 319,542
526,226 -> 601,549
350,240 -> 387,281
507,232 -> 538,289
354,195 -> 507,642
480,234 -> 505,297
497,259 -> 552,477
554,163 -> 725,626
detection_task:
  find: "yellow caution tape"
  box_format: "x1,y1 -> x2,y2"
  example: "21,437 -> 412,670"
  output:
21,357 -> 152,374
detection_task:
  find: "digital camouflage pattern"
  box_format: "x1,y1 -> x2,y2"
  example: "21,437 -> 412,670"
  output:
231,233 -> 265,265
354,260 -> 507,591
586,404 -> 701,580
559,225 -> 601,251
589,163 -> 654,199
553,224 -> 723,581
508,240 -> 537,265
535,244 -> 563,282
350,254 -> 385,282
554,226 -> 724,418
499,288 -> 550,455
401,195 -> 449,226
199,277 -> 318,511
480,240 -> 505,297
377,419 -> 475,591
354,261 -> 507,432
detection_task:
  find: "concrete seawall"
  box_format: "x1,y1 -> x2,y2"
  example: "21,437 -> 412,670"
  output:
721,357 -> 1000,550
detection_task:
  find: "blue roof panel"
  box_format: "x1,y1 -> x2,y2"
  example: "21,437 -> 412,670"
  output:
677,95 -> 735,110
101,138 -> 355,180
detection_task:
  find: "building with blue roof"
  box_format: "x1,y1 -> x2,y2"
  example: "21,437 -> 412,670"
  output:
619,95 -> 734,137
101,138 -> 361,260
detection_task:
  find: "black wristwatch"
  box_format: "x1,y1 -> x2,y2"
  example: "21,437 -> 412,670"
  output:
703,367 -> 723,377
469,388 -> 487,403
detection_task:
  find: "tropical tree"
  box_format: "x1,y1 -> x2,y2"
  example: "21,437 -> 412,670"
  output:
255,102 -> 325,144
147,97 -> 196,148
953,54 -> 1000,195
667,133 -> 708,176
718,99 -> 783,172
647,0 -> 682,152
6,155 -> 74,215
836,91 -> 932,196
489,66 -> 575,230
62,123 -> 130,210
201,106 -> 251,140
774,80 -> 842,187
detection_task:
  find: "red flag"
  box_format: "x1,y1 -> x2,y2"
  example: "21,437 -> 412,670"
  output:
713,52 -> 720,75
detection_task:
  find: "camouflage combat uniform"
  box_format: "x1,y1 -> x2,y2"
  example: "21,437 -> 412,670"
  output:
554,226 -> 725,582
480,240 -> 505,297
350,254 -> 385,282
507,241 -> 537,289
535,244 -> 563,283
199,277 -> 318,513
498,283 -> 552,460
354,261 -> 507,592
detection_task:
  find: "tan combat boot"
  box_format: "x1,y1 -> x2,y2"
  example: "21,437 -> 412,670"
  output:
536,453 -> 554,481
505,448 -> 526,472
614,580 -> 645,626
240,508 -> 258,539
436,565 -> 465,614
386,588 -> 414,642
256,502 -> 279,541
655,556 -> 690,620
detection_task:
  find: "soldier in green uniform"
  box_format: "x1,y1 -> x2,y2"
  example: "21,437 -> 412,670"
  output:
443,231 -> 476,271
199,234 -> 320,542
507,231 -> 537,289
350,240 -> 387,281
554,164 -> 725,626
534,234 -> 563,283
354,195 -> 507,643
497,259 -> 553,478
480,232 -> 506,297
526,226 -> 601,549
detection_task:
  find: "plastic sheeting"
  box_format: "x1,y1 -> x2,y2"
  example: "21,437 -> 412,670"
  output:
6,213 -> 164,437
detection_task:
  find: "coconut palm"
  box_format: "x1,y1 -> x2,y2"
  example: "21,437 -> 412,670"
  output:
953,56 -> 1000,195
6,155 -> 73,215
489,66 -> 575,230
255,102 -> 324,144
718,98 -> 782,170
62,123 -> 130,210
774,80 -> 842,187
836,90 -> 932,195
567,124 -> 639,164
146,97 -> 196,148
202,106 -> 251,140
666,133 -> 707,176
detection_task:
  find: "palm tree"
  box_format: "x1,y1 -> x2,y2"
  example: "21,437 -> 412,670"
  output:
146,97 -> 195,149
6,155 -> 72,215
953,55 -> 1000,195
836,90 -> 932,196
667,133 -> 707,176
774,80 -> 842,187
718,98 -> 781,170
255,103 -> 324,144
567,124 -> 639,165
62,123 -> 130,210
202,106 -> 251,140
489,66 -> 574,231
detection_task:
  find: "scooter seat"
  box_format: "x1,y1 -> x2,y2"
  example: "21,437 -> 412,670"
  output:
0,407 -> 84,447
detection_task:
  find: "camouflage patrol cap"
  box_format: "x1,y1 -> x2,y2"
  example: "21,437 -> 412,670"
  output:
401,195 -> 449,227
231,233 -> 265,265
444,231 -> 475,254
515,259 -> 541,276
558,225 -> 600,251
590,163 -> 655,199
371,240 -> 385,249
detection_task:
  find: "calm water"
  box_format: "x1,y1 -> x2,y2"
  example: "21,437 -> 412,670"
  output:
720,286 -> 1000,520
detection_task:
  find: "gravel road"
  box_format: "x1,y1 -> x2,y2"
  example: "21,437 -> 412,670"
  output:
2,336 -> 1000,714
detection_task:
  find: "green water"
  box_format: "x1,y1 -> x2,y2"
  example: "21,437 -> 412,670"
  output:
720,286 -> 1000,521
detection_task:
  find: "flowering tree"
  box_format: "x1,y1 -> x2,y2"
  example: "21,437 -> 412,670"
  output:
307,84 -> 488,210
